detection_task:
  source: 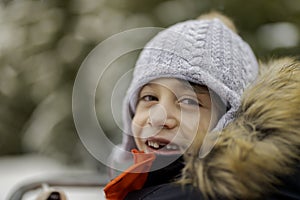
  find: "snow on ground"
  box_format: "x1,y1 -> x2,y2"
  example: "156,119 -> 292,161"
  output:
0,154 -> 106,200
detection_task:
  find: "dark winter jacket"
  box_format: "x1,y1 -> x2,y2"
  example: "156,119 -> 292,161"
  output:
125,160 -> 300,199
125,155 -> 205,200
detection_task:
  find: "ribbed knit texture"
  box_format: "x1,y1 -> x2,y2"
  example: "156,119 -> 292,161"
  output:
115,18 -> 258,161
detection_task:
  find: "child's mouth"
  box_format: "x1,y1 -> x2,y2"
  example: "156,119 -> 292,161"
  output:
145,138 -> 181,154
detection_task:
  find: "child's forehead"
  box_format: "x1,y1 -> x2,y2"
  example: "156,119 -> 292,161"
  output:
142,78 -> 209,94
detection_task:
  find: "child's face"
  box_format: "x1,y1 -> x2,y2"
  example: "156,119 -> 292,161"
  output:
132,78 -> 212,155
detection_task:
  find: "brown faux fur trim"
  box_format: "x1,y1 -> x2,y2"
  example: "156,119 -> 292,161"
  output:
182,58 -> 300,199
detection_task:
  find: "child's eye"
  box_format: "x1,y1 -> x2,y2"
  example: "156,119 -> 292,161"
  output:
141,95 -> 158,102
180,98 -> 202,107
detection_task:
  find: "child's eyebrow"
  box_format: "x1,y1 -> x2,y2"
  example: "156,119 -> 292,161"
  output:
142,80 -> 209,94
180,81 -> 209,94
193,85 -> 209,94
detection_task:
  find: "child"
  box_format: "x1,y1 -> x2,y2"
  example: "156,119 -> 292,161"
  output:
104,12 -> 259,199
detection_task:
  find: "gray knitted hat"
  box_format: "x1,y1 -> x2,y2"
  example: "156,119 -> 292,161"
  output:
116,17 -> 258,160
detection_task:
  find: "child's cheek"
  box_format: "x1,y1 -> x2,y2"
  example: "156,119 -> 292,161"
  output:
131,116 -> 145,147
131,118 -> 142,138
131,107 -> 149,137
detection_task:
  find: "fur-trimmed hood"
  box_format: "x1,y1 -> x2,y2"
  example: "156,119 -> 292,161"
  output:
183,58 -> 300,199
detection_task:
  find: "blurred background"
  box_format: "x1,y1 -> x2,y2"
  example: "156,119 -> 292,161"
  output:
0,0 -> 299,198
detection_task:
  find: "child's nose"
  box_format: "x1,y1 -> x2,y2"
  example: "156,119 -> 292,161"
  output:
148,103 -> 177,129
